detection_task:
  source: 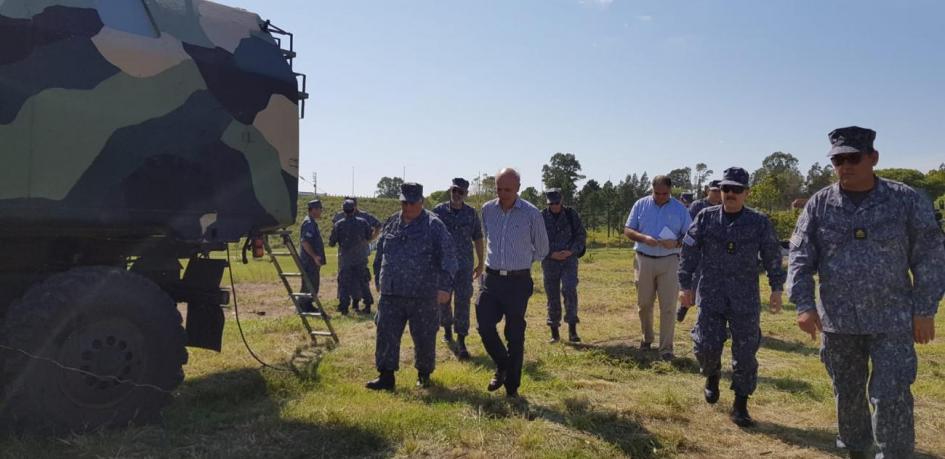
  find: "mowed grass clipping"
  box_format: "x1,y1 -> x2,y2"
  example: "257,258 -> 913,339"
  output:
3,248 -> 945,458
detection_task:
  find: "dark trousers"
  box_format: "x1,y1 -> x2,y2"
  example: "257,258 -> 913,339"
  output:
821,332 -> 916,456
375,295 -> 439,373
475,272 -> 534,391
691,307 -> 761,397
299,265 -> 320,312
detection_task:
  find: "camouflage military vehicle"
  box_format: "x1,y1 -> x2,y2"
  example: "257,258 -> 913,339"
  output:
0,0 -> 304,431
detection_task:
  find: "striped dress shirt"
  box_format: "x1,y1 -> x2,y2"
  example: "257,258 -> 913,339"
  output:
481,197 -> 549,271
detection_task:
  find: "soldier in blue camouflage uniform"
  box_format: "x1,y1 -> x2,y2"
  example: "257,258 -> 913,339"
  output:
333,197 -> 382,311
329,199 -> 373,315
299,200 -> 325,313
789,127 -> 945,459
679,167 -> 785,427
678,180 -> 724,322
366,183 -> 457,390
541,188 -> 588,343
433,178 -> 484,360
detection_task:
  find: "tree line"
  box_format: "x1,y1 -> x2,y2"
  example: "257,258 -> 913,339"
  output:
372,152 -> 945,238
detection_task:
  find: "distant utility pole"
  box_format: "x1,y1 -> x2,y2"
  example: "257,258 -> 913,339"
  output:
312,172 -> 317,195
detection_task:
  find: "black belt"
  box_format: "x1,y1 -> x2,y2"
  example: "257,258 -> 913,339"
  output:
635,251 -> 678,259
485,267 -> 531,277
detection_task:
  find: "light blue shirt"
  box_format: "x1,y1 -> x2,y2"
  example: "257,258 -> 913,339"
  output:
625,196 -> 692,257
481,197 -> 549,271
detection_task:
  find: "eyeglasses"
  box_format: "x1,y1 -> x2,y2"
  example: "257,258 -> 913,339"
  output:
830,153 -> 864,167
721,185 -> 745,194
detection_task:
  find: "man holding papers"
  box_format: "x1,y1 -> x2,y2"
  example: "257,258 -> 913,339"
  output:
624,175 -> 693,360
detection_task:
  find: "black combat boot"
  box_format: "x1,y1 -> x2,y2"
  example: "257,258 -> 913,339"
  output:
676,305 -> 690,323
704,374 -> 720,404
456,334 -> 470,360
416,371 -> 431,388
568,323 -> 581,343
365,371 -> 395,391
549,326 -> 560,343
730,395 -> 754,427
442,326 -> 454,344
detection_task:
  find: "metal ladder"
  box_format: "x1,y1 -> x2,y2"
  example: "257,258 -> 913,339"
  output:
263,231 -> 339,348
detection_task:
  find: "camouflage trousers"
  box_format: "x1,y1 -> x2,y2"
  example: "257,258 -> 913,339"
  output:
299,264 -> 320,312
821,332 -> 917,457
375,295 -> 439,374
439,266 -> 473,335
691,307 -> 761,397
337,264 -> 366,309
359,265 -> 374,306
542,258 -> 579,327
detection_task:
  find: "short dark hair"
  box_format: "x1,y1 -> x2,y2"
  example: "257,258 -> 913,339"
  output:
652,175 -> 672,188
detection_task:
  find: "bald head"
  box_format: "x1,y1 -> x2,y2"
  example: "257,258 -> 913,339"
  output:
496,168 -> 521,188
496,167 -> 521,209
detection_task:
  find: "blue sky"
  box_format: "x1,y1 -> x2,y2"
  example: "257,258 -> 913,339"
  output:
226,0 -> 945,196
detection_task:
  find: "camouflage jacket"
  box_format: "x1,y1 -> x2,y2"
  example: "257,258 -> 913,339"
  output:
689,198 -> 719,219
680,206 -> 785,313
432,202 -> 482,268
788,178 -> 945,334
328,215 -> 372,269
373,210 -> 457,298
299,217 -> 324,268
541,207 -> 587,259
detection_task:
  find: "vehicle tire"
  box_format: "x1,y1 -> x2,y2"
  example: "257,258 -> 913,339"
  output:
0,266 -> 188,432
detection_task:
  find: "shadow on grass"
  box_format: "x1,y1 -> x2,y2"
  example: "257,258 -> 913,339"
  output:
166,368 -> 393,458
463,353 -> 556,382
418,384 -> 670,457
753,421 -> 940,459
761,335 -> 819,357
568,341 -> 701,374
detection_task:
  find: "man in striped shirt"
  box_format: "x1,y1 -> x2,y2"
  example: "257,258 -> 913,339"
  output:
477,168 -> 549,398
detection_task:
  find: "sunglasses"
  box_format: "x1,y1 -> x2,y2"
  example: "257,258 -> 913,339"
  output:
830,153 -> 864,167
721,185 -> 745,194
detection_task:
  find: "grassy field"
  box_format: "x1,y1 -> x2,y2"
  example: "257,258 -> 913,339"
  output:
3,247 -> 945,458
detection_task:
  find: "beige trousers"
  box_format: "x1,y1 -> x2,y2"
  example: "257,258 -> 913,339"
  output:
635,253 -> 680,354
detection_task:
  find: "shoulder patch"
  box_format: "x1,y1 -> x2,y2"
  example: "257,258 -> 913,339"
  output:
789,233 -> 803,248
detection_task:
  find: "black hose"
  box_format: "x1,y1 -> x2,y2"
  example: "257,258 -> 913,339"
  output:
227,246 -> 292,372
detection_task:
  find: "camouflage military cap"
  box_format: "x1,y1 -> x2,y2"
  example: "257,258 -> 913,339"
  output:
307,199 -> 322,210
828,126 -> 876,156
342,199 -> 355,212
450,177 -> 470,191
344,196 -> 359,205
720,167 -> 750,187
681,192 -> 694,201
708,180 -> 721,190
400,182 -> 424,203
545,188 -> 562,204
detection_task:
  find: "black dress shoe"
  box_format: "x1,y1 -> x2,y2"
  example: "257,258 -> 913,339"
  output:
366,371 -> 395,391
505,387 -> 519,398
730,395 -> 755,427
416,371 -> 431,388
704,374 -> 720,404
487,370 -> 506,392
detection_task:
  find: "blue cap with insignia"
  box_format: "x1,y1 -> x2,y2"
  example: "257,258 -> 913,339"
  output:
399,182 -> 424,203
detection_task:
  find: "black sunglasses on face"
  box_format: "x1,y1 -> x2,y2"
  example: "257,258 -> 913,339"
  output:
830,153 -> 864,167
721,185 -> 745,194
